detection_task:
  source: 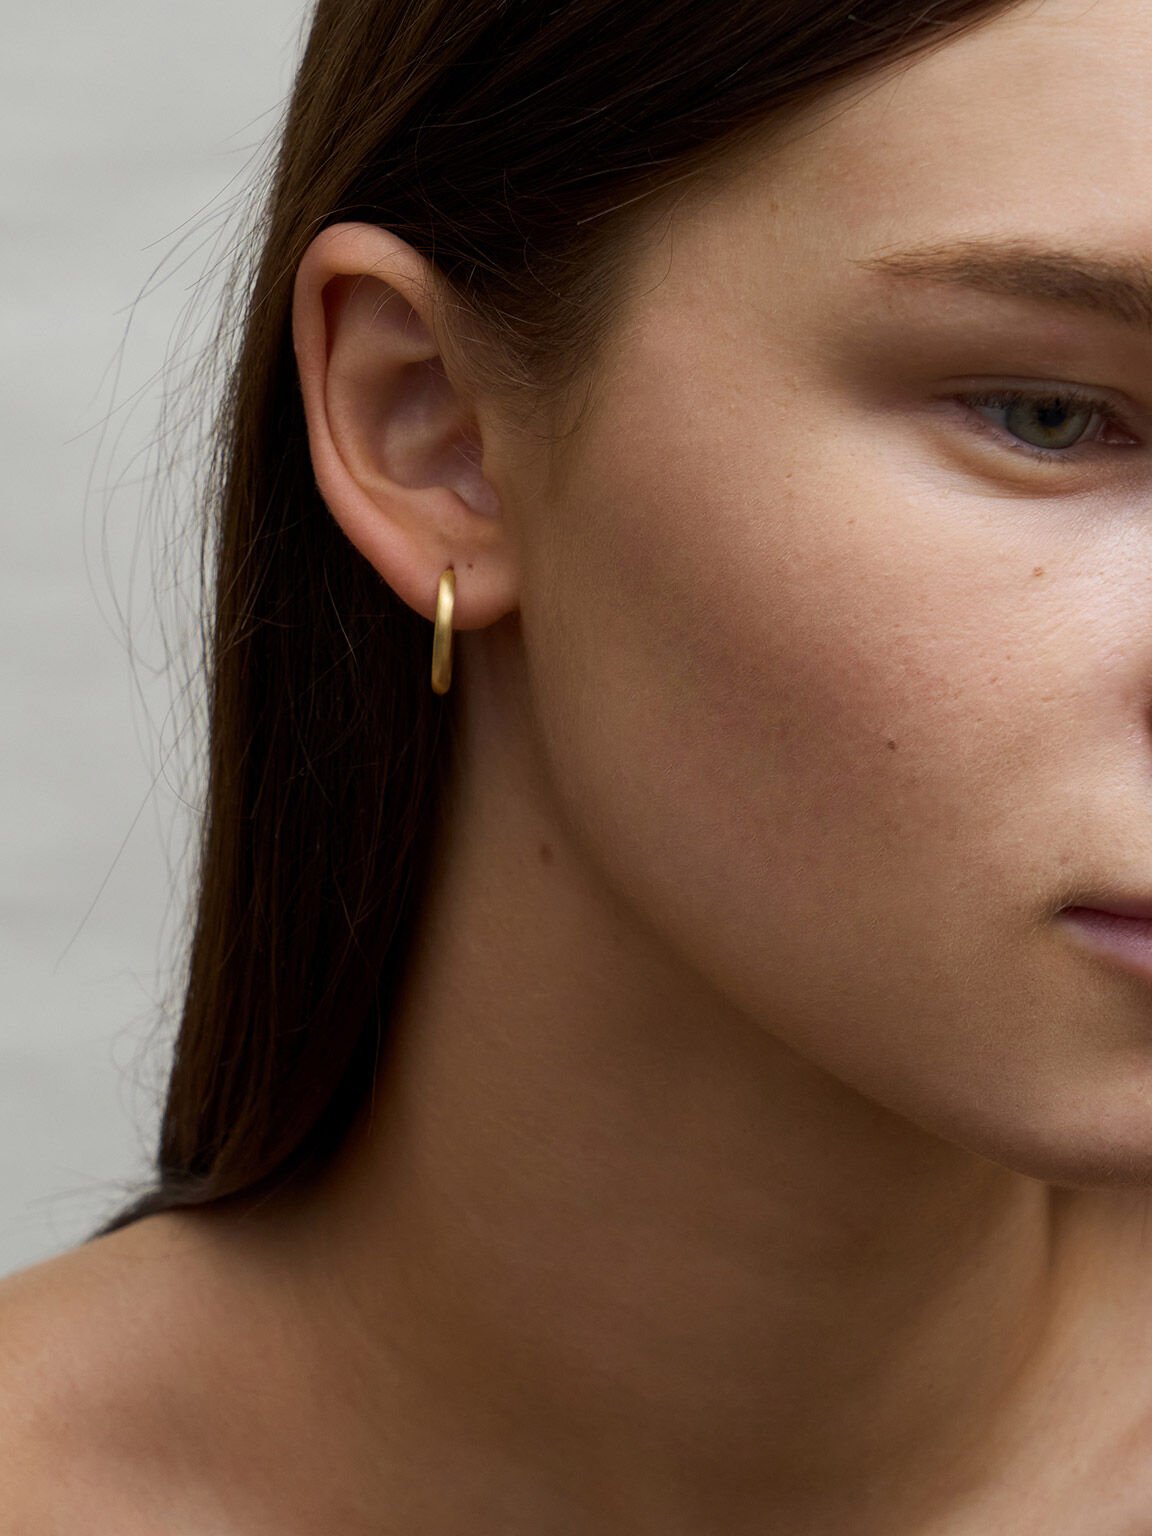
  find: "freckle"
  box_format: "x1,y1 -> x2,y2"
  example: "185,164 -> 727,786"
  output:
539,842 -> 554,865
1032,566 -> 1045,578
886,739 -> 897,751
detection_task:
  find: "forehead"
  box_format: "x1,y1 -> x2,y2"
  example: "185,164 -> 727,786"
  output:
658,0 -> 1152,288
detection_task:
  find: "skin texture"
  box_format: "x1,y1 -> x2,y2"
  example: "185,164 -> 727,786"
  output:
13,0 -> 1152,1531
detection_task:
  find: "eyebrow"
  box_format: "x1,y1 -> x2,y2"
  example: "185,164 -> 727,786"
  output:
852,237 -> 1152,334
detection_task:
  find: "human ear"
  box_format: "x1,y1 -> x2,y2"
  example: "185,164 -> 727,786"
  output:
291,221 -> 519,632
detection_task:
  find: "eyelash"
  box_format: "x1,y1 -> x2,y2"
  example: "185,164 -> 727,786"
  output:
949,386 -> 1142,464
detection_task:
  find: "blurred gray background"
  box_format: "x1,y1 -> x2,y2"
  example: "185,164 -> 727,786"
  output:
2,0 -> 312,1275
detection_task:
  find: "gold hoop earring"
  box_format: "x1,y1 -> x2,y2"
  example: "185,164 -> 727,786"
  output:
431,566 -> 456,695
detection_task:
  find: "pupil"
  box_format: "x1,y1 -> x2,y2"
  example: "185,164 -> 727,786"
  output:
1036,402 -> 1068,429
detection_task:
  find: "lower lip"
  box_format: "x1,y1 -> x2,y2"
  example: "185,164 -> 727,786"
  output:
1058,908 -> 1152,983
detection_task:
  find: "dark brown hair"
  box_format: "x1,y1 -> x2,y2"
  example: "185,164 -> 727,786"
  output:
87,0 -> 1023,1242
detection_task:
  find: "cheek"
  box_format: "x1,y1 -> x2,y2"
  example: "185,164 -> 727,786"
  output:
521,398 -> 1105,1152
531,409 -> 989,958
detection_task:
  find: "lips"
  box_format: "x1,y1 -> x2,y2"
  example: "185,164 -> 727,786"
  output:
1058,905 -> 1152,986
1064,898 -> 1152,922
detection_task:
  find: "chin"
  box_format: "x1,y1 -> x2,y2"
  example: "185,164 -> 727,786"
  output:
959,1090 -> 1152,1191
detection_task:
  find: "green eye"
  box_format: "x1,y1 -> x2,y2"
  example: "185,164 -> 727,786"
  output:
952,386 -> 1138,464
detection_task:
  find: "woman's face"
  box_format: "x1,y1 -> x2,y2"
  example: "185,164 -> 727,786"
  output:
504,0 -> 1152,1182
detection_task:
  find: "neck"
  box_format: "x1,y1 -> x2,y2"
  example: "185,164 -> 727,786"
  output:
204,675 -> 1152,1533
240,970 -> 1147,1533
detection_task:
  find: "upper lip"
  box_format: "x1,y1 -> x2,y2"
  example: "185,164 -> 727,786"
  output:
1065,897 -> 1152,922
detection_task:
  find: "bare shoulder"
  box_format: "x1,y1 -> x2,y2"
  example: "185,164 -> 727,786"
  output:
0,1213 -> 205,1412
0,1215 -> 253,1533
0,1261 -> 59,1530
0,1235 -> 137,1528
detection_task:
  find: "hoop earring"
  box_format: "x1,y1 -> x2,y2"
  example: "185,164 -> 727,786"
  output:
431,566 -> 456,695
